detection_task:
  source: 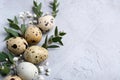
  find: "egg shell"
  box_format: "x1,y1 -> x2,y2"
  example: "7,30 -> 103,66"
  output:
37,15 -> 55,32
6,37 -> 28,55
4,75 -> 22,80
17,62 -> 38,80
24,46 -> 48,64
25,25 -> 42,45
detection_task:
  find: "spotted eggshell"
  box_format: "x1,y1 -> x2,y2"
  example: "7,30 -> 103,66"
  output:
7,37 -> 28,55
37,15 -> 55,32
24,46 -> 48,64
4,75 -> 22,80
17,62 -> 38,80
25,25 -> 42,45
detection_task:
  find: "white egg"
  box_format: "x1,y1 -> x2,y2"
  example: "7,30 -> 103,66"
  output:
17,62 -> 38,80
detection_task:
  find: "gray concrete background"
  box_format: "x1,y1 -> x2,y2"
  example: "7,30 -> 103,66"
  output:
1,0 -> 120,80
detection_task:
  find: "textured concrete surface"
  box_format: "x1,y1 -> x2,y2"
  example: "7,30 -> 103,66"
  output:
1,0 -> 120,80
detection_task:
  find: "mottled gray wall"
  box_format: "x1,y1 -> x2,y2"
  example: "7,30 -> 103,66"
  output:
1,0 -> 120,80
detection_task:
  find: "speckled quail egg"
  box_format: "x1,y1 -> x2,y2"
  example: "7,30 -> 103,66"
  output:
24,46 -> 48,64
17,62 -> 38,80
25,24 -> 42,45
6,37 -> 28,55
4,75 -> 22,80
37,15 -> 55,33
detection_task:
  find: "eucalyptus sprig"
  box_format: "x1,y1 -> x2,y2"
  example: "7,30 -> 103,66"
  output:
49,0 -> 60,17
0,52 -> 14,76
42,26 -> 66,49
32,1 -> 43,19
4,16 -> 26,40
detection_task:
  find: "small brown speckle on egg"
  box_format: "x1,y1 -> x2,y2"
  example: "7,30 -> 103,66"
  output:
10,78 -> 15,80
32,51 -> 35,53
12,44 -> 17,49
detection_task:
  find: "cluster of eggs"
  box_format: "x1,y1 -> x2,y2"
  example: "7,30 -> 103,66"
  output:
4,15 -> 55,80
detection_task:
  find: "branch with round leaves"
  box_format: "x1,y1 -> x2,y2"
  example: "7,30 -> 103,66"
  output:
4,16 -> 26,40
49,0 -> 60,17
42,26 -> 66,49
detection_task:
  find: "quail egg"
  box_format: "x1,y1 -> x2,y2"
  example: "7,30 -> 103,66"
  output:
4,75 -> 22,80
37,15 -> 55,33
6,37 -> 28,55
25,24 -> 42,45
24,46 -> 48,64
17,62 -> 38,80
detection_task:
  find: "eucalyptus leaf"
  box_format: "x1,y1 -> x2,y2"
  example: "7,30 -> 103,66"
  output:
0,65 -> 10,76
4,34 -> 12,40
56,9 -> 59,13
45,35 -> 48,45
59,32 -> 66,36
21,24 -> 26,35
33,1 -> 37,7
9,23 -> 20,30
33,1 -> 43,18
32,7 -> 38,15
0,52 -> 8,62
49,0 -> 59,17
7,19 -> 13,23
48,35 -> 53,44
55,26 -> 58,36
59,40 -> 63,45
14,16 -> 18,24
4,28 -> 19,37
56,3 -> 60,7
47,45 -> 59,48
38,3 -> 42,10
42,36 -> 48,49
7,52 -> 14,64
52,36 -> 62,42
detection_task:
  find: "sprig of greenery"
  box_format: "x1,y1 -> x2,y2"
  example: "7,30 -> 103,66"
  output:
0,52 -> 14,76
42,26 -> 66,49
4,16 -> 26,40
32,1 -> 43,19
49,0 -> 60,17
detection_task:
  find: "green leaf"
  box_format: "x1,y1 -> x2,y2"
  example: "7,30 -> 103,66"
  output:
14,16 -> 18,24
56,9 -> 59,13
0,52 -> 8,62
49,0 -> 59,17
33,1 -> 37,7
38,3 -> 42,11
55,26 -> 58,36
7,19 -> 13,23
47,45 -> 59,48
52,12 -> 57,17
56,3 -> 60,7
52,36 -> 62,42
49,5 -> 53,9
7,52 -> 14,64
0,65 -> 10,76
4,34 -> 12,40
33,1 -> 43,18
4,28 -> 19,37
20,24 -> 26,35
48,35 -> 53,44
59,40 -> 63,45
32,7 -> 38,15
50,2 -> 53,6
59,32 -> 66,36
9,23 -> 20,30
42,36 -> 48,49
